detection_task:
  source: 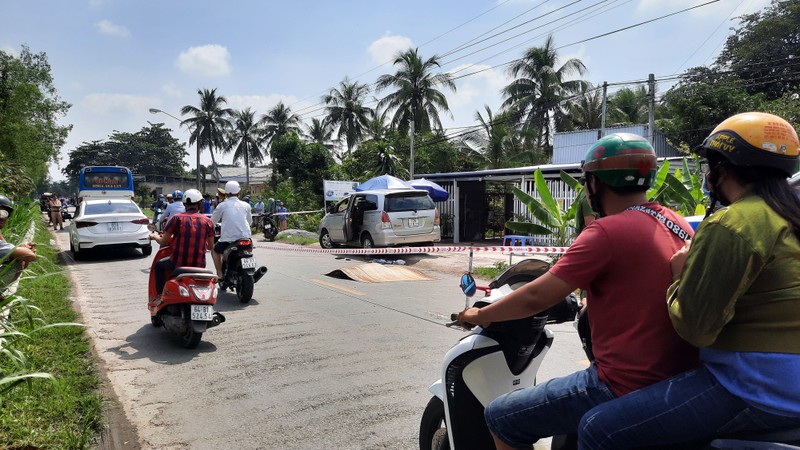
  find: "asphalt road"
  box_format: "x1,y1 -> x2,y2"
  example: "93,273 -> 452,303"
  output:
52,231 -> 586,450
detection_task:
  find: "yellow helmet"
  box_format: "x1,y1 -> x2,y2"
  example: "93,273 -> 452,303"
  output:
695,112 -> 800,176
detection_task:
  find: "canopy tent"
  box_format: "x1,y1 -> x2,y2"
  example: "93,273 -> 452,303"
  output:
355,174 -> 413,192
408,178 -> 449,201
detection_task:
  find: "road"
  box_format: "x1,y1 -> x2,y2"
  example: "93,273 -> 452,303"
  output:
52,231 -> 586,450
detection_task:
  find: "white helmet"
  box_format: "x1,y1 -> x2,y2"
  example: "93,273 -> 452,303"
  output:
224,180 -> 241,195
183,189 -> 203,204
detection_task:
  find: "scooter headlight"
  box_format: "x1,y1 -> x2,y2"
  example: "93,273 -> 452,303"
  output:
190,284 -> 214,301
178,286 -> 190,297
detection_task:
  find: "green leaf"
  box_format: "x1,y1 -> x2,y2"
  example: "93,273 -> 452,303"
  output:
505,221 -> 553,236
511,186 -> 557,227
533,169 -> 561,224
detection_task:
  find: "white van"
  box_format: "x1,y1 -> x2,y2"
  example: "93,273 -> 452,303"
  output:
319,189 -> 441,248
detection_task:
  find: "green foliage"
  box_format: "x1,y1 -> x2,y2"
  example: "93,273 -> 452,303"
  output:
506,169 -> 582,248
0,161 -> 36,200
0,46 -> 71,187
270,134 -> 336,197
647,157 -> 708,217
63,124 -> 188,181
262,178 -> 324,232
473,261 -> 509,281
0,205 -> 103,447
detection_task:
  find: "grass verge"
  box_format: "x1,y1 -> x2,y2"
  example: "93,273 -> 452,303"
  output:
473,261 -> 508,281
0,218 -> 104,449
277,234 -> 318,245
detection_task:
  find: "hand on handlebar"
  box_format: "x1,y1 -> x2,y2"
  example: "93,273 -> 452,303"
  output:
450,307 -> 490,330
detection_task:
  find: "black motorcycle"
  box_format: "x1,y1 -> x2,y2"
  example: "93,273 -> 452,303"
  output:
258,213 -> 278,242
219,238 -> 268,303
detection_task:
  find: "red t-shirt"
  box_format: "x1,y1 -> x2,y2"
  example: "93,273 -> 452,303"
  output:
164,211 -> 214,268
550,202 -> 699,396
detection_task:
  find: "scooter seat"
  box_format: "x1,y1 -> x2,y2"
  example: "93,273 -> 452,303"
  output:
171,267 -> 215,278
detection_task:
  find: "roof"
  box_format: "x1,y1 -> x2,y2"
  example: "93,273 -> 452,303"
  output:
419,162 -> 582,182
205,166 -> 271,183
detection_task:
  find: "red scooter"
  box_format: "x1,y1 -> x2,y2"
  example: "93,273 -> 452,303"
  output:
147,244 -> 225,348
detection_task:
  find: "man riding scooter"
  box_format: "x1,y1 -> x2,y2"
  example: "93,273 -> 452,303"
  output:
211,181 -> 252,279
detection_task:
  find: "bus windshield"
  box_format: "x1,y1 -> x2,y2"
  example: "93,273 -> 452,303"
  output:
78,166 -> 134,200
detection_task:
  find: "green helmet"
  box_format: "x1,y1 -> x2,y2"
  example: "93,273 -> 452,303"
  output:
581,133 -> 657,187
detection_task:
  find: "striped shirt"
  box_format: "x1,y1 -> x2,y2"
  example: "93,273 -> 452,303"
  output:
164,210 -> 214,268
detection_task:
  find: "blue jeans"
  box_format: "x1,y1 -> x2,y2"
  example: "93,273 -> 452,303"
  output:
485,364 -> 617,448
578,366 -> 800,449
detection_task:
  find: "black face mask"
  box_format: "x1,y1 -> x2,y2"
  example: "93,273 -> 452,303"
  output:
703,164 -> 731,218
585,175 -> 606,217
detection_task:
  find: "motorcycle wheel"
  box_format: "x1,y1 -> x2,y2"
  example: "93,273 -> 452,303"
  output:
150,315 -> 163,327
180,323 -> 203,349
419,396 -> 450,450
236,273 -> 254,303
263,226 -> 276,242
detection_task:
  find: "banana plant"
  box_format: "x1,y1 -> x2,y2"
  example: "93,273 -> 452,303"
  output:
506,168 -> 583,248
647,157 -> 708,217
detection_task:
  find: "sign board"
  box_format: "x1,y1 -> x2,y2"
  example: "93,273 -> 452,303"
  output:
323,180 -> 359,201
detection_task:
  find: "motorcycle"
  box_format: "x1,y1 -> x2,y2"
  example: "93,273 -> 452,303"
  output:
218,237 -> 268,303
61,203 -> 72,221
147,244 -> 225,349
421,257 -> 800,450
258,213 -> 278,241
151,207 -> 163,232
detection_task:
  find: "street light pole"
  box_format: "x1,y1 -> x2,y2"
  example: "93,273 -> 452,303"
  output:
149,108 -> 200,191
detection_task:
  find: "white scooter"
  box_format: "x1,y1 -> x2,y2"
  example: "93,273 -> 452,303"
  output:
419,257 -> 579,450
420,257 -> 800,450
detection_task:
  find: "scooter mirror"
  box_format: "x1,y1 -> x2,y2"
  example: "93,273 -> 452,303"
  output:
460,273 -> 477,297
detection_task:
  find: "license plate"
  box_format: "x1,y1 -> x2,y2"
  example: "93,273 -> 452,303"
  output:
190,304 -> 214,321
264,223 -> 272,229
408,218 -> 419,227
108,222 -> 122,232
240,257 -> 257,269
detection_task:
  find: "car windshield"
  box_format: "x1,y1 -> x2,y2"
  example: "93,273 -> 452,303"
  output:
85,202 -> 140,215
385,194 -> 434,212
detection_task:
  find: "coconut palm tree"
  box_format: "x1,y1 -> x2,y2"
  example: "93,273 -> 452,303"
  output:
375,48 -> 456,136
305,118 -> 334,146
261,102 -> 302,149
562,83 -> 604,131
608,86 -> 649,125
464,106 -> 539,169
502,35 -> 587,156
225,108 -> 267,192
180,88 -> 233,190
322,77 -> 373,158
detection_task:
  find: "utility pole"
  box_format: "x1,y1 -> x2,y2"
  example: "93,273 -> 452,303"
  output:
600,81 -> 608,137
409,119 -> 415,179
648,73 -> 656,145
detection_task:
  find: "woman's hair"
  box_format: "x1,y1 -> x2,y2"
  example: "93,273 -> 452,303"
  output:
712,152 -> 800,240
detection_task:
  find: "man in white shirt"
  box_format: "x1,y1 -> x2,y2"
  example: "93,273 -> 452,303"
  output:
211,181 -> 252,278
160,190 -> 185,228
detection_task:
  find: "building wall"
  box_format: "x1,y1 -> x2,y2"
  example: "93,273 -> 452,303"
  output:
553,125 -> 683,164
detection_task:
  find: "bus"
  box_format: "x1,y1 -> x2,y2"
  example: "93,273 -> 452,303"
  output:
78,166 -> 134,201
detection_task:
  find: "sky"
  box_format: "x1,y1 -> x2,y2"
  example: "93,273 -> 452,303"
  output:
1,0 -> 771,182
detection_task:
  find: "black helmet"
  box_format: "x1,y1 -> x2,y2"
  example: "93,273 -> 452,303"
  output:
0,195 -> 13,215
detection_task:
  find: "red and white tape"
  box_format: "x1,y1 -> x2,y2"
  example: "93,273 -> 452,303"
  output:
254,243 -> 568,255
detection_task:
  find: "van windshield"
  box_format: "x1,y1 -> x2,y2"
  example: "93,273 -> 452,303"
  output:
385,194 -> 434,212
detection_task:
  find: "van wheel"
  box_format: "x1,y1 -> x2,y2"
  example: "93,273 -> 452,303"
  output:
361,234 -> 375,249
319,229 -> 336,249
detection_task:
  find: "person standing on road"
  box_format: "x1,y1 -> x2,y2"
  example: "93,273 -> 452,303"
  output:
578,112 -> 800,449
0,195 -> 37,290
457,133 -> 699,450
276,200 -> 288,231
211,181 -> 252,278
149,189 -> 214,299
254,196 -> 265,215
48,193 -> 63,230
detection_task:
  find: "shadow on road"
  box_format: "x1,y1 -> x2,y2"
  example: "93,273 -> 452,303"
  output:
108,324 -> 219,364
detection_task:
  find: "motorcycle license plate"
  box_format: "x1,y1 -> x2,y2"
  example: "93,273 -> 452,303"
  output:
190,304 -> 214,321
265,223 -> 272,229
240,257 -> 257,269
108,222 -> 122,232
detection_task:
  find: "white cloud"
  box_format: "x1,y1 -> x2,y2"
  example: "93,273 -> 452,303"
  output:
636,0 -> 772,19
81,93 -> 160,116
94,19 -> 130,37
368,34 -> 413,65
446,64 -> 511,128
160,83 -> 182,98
175,44 -> 231,77
0,44 -> 17,57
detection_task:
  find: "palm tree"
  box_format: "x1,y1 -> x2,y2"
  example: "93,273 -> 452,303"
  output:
261,101 -> 302,155
464,106 -> 537,169
225,108 -> 267,192
608,86 -> 649,125
375,48 -> 456,136
322,77 -> 373,157
502,35 -> 587,156
305,118 -> 334,146
180,88 -> 233,190
562,83 -> 604,131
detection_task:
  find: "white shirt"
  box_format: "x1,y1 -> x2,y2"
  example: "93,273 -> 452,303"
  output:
161,201 -> 185,224
212,196 -> 252,242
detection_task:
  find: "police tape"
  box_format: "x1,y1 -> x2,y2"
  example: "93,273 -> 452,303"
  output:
253,243 -> 569,255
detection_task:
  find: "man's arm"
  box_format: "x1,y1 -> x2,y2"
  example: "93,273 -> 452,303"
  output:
211,202 -> 223,224
11,244 -> 36,263
458,272 -> 576,328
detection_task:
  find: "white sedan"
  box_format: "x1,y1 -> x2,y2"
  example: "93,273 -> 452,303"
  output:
68,198 -> 152,259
